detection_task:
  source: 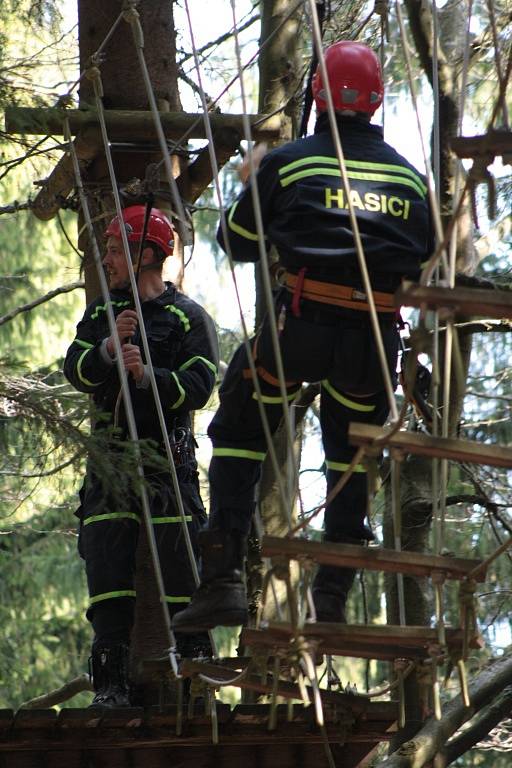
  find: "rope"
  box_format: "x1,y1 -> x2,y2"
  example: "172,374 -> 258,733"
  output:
64,116 -> 181,674
394,1 -> 449,282
59,10 -> 126,101
308,0 -> 399,422
229,0 -> 301,516
151,0 -> 307,179
123,2 -> 193,246
182,0 -> 296,529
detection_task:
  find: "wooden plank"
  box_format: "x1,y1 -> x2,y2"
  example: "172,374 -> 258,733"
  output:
0,706 -> 396,752
348,422 -> 512,469
242,623 -> 483,662
12,709 -> 57,729
4,107 -> 281,143
179,659 -> 391,716
31,127 -> 102,221
0,709 -> 14,735
261,535 -> 486,581
395,281 -> 512,319
451,129 -> 512,159
241,626 -> 420,662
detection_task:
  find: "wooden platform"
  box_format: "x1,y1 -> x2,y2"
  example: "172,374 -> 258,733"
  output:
241,623 -> 484,663
349,422 -> 512,469
261,535 -> 486,581
395,281 -> 512,319
0,702 -> 397,768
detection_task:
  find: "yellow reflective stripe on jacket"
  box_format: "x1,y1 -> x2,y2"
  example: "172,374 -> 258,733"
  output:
212,447 -> 266,461
77,348 -> 102,388
84,512 -> 141,526
152,516 -> 192,524
252,390 -> 299,404
165,595 -> 191,604
278,155 -> 427,197
326,460 -> 367,473
89,589 -> 136,605
179,356 -> 217,376
228,200 -> 259,241
322,380 -> 376,412
164,304 -> 191,332
280,167 -> 425,199
170,372 -> 186,409
90,300 -> 130,320
75,339 -> 94,350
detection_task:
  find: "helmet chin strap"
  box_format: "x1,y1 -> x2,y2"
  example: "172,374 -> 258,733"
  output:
133,195 -> 154,293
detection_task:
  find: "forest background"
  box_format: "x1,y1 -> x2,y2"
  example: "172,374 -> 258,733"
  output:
0,1 -> 511,766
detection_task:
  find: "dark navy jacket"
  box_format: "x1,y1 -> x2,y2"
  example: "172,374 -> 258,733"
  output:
64,282 -> 219,444
218,115 -> 434,288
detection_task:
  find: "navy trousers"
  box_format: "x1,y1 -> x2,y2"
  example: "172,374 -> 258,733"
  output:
208,294 -> 398,541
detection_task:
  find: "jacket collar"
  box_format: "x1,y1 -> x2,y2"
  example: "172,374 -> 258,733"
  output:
110,281 -> 177,306
314,112 -> 384,139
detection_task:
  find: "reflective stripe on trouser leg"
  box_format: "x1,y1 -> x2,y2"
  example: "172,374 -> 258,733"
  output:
151,472 -> 207,620
82,472 -> 206,626
320,383 -> 389,540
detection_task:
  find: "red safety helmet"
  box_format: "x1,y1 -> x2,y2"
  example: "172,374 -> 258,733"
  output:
104,205 -> 174,257
312,41 -> 383,116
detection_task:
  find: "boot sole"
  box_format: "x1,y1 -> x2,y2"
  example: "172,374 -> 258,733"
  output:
173,609 -> 248,633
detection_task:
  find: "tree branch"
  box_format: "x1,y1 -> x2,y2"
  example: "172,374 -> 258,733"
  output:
19,674 -> 93,709
439,685 -> 512,766
0,281 -> 84,327
373,649 -> 512,768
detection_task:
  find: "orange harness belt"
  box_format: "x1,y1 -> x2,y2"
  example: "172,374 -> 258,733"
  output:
285,272 -> 396,313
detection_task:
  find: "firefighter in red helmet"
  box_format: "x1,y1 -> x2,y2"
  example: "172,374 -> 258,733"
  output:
64,205 -> 219,707
173,40 -> 434,640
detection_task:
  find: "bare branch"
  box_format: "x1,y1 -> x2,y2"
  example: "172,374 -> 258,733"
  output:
0,281 -> 84,327
19,674 -> 93,709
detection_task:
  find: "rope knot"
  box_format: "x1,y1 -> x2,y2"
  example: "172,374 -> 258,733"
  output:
374,0 -> 388,17
85,66 -> 102,83
55,94 -> 74,109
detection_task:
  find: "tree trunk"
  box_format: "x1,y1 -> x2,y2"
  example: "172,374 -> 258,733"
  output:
77,0 -> 181,300
385,1 -> 480,749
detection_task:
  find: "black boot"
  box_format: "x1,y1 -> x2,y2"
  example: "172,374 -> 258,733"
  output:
312,565 -> 357,623
89,642 -> 131,708
173,529 -> 248,632
312,531 -> 372,623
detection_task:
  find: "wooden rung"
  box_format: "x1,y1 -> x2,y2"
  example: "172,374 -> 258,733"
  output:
395,281 -> 512,319
179,658 -> 384,714
242,623 -> 484,662
261,535 -> 486,581
349,422 -> 512,469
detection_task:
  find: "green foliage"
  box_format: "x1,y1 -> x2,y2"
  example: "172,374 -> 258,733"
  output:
0,503 -> 90,708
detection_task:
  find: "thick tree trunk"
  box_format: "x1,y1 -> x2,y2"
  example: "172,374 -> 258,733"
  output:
77,0 -> 181,301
